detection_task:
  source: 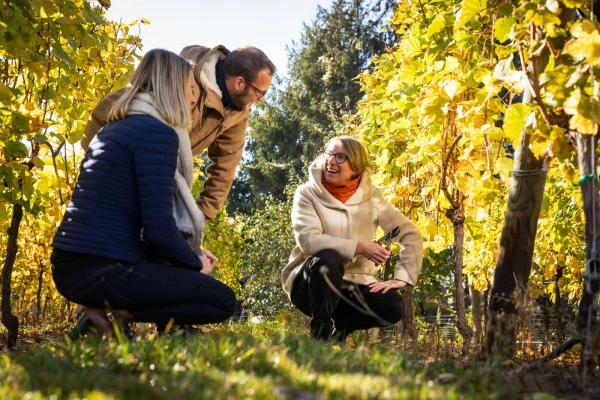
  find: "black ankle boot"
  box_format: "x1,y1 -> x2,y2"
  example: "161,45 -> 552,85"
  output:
310,322 -> 333,341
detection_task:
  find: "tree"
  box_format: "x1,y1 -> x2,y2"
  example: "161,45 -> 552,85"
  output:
285,0 -> 396,151
227,83 -> 305,214
485,88 -> 549,357
238,190 -> 297,315
229,0 -> 397,213
484,1 -> 599,359
348,0 -> 595,359
0,0 -> 143,347
347,0 -> 514,353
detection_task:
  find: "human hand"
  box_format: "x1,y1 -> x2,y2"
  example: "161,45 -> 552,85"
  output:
356,241 -> 391,265
200,249 -> 218,275
369,279 -> 408,293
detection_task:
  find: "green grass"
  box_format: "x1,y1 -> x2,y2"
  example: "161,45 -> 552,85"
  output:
0,321 -> 544,399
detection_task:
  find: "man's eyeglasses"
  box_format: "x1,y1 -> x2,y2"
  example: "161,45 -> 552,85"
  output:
244,78 -> 268,100
323,150 -> 348,164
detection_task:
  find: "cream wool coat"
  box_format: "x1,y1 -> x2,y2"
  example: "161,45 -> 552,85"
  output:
282,160 -> 424,297
80,45 -> 249,220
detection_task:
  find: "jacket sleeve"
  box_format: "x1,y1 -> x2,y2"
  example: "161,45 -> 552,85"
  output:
377,198 -> 423,286
80,88 -> 127,150
292,186 -> 358,261
196,118 -> 247,220
132,127 -> 202,270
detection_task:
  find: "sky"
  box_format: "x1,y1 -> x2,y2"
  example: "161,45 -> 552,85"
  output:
105,0 -> 334,78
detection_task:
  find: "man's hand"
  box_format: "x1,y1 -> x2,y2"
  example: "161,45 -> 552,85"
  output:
369,279 -> 408,293
200,249 -> 218,275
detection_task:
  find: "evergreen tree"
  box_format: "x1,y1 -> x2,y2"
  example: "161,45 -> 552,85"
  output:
229,0 -> 396,214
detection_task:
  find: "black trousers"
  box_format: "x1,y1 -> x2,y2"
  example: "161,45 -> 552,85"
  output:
52,261 -> 236,325
290,249 -> 405,339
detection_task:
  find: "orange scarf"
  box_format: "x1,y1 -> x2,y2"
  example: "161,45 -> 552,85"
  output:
321,171 -> 361,203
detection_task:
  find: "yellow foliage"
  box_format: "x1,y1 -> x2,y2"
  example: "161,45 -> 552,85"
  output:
0,0 -> 144,325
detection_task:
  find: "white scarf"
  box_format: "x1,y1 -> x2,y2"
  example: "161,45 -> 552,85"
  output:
128,93 -> 204,256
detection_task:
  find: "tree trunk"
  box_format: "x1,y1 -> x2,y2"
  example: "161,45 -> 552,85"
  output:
35,262 -> 44,323
483,287 -> 490,341
446,205 -> 473,354
554,266 -> 566,343
469,283 -> 483,346
1,204 -> 23,348
540,295 -> 551,347
573,131 -> 600,375
403,286 -> 418,340
485,89 -> 548,358
42,292 -> 50,321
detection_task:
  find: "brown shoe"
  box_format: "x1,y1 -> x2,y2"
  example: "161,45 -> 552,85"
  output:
84,307 -> 113,337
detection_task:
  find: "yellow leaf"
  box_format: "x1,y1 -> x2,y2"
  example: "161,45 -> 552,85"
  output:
32,156 -> 45,169
455,0 -> 485,31
564,87 -> 598,134
0,81 -> 14,102
442,80 -> 460,99
494,16 -> 515,43
445,56 -> 460,72
530,130 -> 551,159
568,257 -> 581,278
570,20 -> 597,38
476,207 -> 488,221
485,127 -> 505,141
544,263 -> 557,280
558,276 -> 569,289
503,103 -> 531,144
428,13 -> 446,37
564,30 -> 600,66
494,157 -> 513,178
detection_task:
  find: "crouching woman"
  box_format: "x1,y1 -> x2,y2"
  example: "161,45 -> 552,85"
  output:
51,49 -> 236,336
282,136 -> 423,341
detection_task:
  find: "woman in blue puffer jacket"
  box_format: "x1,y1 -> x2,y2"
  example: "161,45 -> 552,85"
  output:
51,49 -> 236,337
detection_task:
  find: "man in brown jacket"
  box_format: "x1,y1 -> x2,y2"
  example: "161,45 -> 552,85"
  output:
81,45 -> 276,220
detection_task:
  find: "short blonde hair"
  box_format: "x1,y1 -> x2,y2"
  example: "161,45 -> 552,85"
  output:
108,49 -> 192,128
323,135 -> 374,177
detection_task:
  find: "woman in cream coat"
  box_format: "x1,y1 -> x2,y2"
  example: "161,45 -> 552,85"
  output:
282,136 -> 423,341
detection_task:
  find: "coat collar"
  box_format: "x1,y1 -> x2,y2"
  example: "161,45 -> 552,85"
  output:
181,44 -> 249,122
307,159 -> 375,208
198,47 -> 226,98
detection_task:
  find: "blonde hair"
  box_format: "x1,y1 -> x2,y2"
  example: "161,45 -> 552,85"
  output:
323,135 -> 374,177
108,49 -> 193,128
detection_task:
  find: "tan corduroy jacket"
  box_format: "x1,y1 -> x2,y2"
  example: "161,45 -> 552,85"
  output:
80,45 -> 250,220
282,160 -> 424,297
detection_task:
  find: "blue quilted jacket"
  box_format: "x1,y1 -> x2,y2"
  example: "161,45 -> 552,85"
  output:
52,115 -> 202,270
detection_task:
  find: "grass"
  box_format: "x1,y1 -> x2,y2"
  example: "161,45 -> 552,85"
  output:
0,320 -> 589,399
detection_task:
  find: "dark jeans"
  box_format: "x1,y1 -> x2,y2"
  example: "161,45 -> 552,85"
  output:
52,261 -> 236,325
291,249 -> 405,339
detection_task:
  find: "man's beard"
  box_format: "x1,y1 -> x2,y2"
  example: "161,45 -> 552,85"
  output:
229,87 -> 252,110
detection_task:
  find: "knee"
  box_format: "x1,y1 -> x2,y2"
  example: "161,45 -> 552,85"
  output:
221,286 -> 237,320
312,249 -> 344,274
384,294 -> 406,324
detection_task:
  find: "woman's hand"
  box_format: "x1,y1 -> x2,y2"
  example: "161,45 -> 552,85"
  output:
200,249 -> 218,275
369,279 -> 408,293
355,241 -> 391,265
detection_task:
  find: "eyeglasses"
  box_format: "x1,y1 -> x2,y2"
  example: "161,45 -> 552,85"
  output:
323,150 -> 348,164
244,78 -> 268,100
